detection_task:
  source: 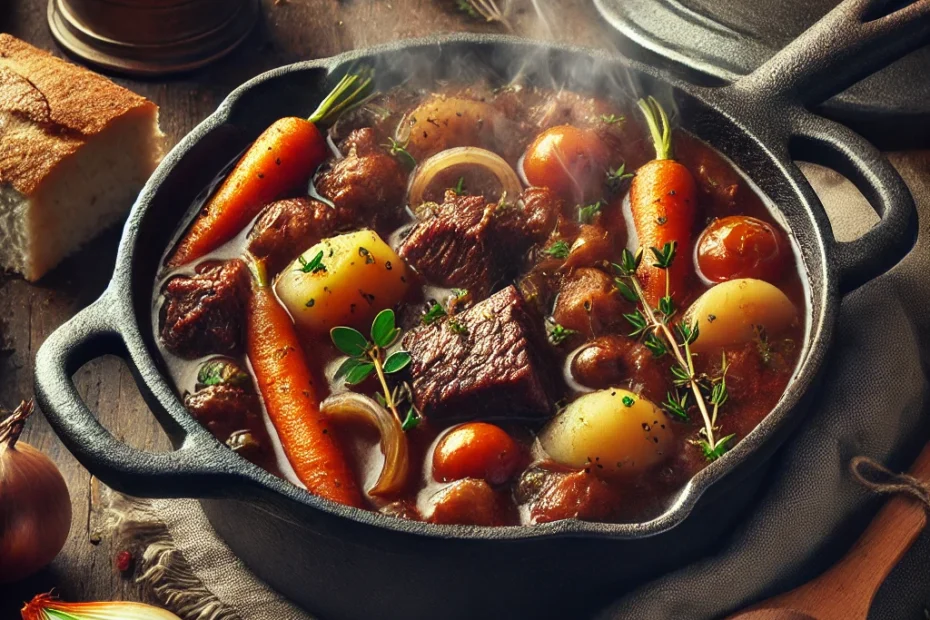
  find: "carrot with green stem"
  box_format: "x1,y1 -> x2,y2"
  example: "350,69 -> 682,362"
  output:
629,96 -> 697,308
168,69 -> 375,268
246,258 -> 363,508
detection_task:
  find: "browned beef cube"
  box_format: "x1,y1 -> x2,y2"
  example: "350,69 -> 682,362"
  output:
315,138 -> 408,228
247,197 -> 345,276
404,286 -> 553,419
160,259 -> 249,359
398,194 -> 534,301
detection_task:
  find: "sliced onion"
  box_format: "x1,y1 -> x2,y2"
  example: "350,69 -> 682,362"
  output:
321,393 -> 409,497
407,147 -> 523,208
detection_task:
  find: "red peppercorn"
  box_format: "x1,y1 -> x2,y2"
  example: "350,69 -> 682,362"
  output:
115,550 -> 132,572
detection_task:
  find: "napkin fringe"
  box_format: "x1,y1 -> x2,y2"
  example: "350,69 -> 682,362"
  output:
104,491 -> 242,620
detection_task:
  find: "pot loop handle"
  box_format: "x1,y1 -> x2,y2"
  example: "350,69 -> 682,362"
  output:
34,292 -> 240,499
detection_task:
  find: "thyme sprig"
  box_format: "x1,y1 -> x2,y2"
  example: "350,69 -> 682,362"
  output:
331,309 -> 418,429
543,240 -> 571,259
612,245 -> 731,460
383,137 -> 417,168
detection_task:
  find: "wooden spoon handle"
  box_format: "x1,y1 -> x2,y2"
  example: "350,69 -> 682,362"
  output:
804,441 -> 930,615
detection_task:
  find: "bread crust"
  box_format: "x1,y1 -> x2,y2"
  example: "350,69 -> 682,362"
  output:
0,34 -> 157,196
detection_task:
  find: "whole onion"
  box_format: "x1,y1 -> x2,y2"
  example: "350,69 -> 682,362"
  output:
0,400 -> 72,583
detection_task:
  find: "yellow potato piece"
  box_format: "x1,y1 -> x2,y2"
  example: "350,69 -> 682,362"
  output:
275,230 -> 410,334
540,389 -> 674,476
685,278 -> 798,354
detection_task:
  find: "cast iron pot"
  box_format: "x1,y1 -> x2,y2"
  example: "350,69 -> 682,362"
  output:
34,0 -> 928,618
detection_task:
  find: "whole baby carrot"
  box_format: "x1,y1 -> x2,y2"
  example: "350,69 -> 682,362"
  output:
628,96 -> 698,307
168,69 -> 373,268
246,260 -> 363,508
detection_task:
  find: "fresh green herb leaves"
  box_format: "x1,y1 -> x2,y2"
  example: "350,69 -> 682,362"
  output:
643,333 -> 667,358
453,176 -> 467,196
401,407 -> 421,431
651,241 -> 676,269
331,310 -> 418,429
697,434 -> 735,461
331,326 -> 369,357
612,248 -> 643,278
197,359 -> 250,389
371,309 -> 401,348
578,201 -> 603,224
663,390 -> 690,420
297,250 -> 327,274
621,395 -> 635,407
547,321 -> 577,346
447,319 -> 468,335
451,288 -> 469,299
623,309 -> 648,337
383,137 -> 416,168
543,240 -> 571,260
600,113 -> 625,125
422,302 -> 447,326
606,164 -> 634,193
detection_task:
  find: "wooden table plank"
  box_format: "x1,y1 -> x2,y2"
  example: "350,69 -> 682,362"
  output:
0,0 -> 612,614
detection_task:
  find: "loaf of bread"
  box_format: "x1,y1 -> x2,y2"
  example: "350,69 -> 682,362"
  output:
0,34 -> 165,281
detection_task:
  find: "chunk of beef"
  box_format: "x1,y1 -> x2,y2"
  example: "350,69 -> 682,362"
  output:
185,383 -> 277,473
247,198 -> 345,276
404,286 -> 553,420
399,194 -> 535,300
552,268 -> 626,338
314,142 -> 408,229
521,187 -> 563,242
338,127 -> 381,157
161,259 -> 249,359
524,468 -> 621,524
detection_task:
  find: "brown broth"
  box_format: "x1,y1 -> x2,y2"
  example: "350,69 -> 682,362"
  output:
153,83 -> 808,525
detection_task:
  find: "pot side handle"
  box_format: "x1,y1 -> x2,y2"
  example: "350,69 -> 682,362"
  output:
790,111 -> 917,294
734,0 -> 930,107
34,295 -> 241,499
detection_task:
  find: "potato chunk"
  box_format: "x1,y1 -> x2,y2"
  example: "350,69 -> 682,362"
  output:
684,278 -> 798,354
540,389 -> 674,476
275,230 -> 410,334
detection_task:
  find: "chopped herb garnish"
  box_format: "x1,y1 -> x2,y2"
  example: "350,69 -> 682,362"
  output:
578,201 -> 603,224
543,240 -> 571,259
422,302 -> 447,325
606,164 -> 634,194
547,321 -> 577,346
621,395 -> 635,407
600,113 -> 625,125
447,319 -> 468,335
297,250 -> 327,274
451,288 -> 469,299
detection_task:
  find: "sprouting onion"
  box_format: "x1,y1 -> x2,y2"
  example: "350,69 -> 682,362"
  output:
320,393 -> 409,497
21,593 -> 182,620
407,147 -> 523,208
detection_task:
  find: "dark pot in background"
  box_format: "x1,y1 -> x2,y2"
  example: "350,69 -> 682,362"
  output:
34,0 -> 927,618
47,0 -> 259,75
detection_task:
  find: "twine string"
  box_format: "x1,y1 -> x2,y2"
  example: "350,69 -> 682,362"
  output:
850,455 -> 930,509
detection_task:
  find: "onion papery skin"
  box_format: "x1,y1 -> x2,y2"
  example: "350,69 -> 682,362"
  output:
0,436 -> 72,583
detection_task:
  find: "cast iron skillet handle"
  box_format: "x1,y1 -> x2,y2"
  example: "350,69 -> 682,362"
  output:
34,293 -> 236,498
789,111 -> 917,294
735,0 -> 930,107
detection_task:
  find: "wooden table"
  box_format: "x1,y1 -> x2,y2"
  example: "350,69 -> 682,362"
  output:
0,0 -> 620,614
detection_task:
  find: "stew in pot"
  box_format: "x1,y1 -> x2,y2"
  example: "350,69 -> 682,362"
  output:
154,71 -> 806,525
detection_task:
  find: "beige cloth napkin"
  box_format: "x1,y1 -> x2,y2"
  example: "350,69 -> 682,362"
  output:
107,154 -> 930,620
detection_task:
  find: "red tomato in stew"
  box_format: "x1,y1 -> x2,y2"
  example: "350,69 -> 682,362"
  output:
697,215 -> 789,283
523,125 -> 609,202
432,423 -> 521,485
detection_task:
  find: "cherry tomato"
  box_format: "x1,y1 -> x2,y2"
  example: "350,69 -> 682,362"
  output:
697,215 -> 789,283
432,423 -> 521,485
522,125 -> 610,202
